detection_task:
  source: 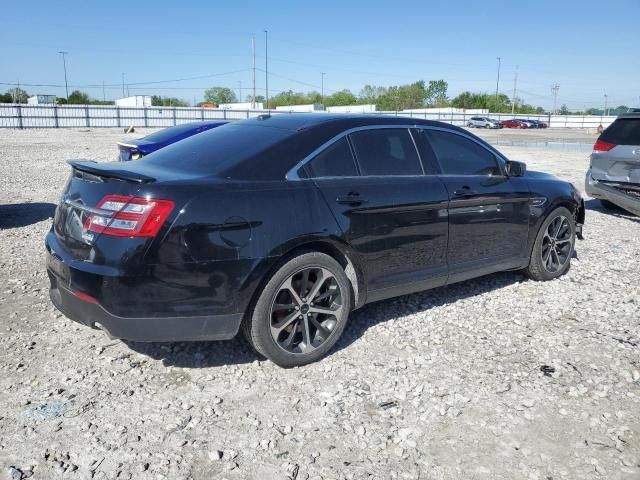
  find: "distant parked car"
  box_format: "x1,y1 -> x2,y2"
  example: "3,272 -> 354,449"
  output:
117,121 -> 228,161
586,112 -> 640,216
501,119 -> 529,129
528,120 -> 548,129
628,108 -> 640,113
466,117 -> 502,129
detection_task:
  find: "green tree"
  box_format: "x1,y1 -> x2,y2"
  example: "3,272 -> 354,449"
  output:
67,90 -> 91,104
358,85 -> 387,104
244,94 -> 266,104
324,89 -> 357,107
559,104 -> 570,115
425,80 -> 449,107
151,95 -> 188,107
204,87 -> 237,105
2,88 -> 30,103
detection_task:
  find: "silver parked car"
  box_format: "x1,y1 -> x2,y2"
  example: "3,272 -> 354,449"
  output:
467,116 -> 502,129
585,113 -> 640,216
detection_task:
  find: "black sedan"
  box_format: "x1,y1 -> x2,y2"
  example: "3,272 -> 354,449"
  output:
46,115 -> 585,367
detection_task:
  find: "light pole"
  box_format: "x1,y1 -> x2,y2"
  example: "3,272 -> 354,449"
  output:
321,72 -> 326,104
58,51 -> 69,103
604,94 -> 608,116
494,57 -> 501,113
551,84 -> 560,114
264,30 -> 269,110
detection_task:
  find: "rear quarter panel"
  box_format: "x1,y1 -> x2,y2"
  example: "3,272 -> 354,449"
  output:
143,179 -> 345,315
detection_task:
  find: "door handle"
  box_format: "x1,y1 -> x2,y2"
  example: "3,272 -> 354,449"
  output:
452,188 -> 478,198
336,194 -> 369,206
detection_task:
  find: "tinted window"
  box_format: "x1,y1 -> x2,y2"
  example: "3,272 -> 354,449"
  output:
426,130 -> 500,175
600,118 -> 640,145
307,137 -> 357,177
349,129 -> 422,176
140,123 -> 292,174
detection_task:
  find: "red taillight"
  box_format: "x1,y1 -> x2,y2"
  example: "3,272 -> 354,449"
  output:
85,195 -> 175,238
593,139 -> 615,152
74,290 -> 98,304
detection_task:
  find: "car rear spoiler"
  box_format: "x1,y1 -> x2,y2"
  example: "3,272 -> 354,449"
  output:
67,160 -> 156,184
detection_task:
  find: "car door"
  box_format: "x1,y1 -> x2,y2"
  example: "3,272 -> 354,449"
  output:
416,128 -> 531,283
303,128 -> 449,301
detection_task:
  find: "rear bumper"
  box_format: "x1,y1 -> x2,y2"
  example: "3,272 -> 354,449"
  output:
49,275 -> 242,341
585,169 -> 640,216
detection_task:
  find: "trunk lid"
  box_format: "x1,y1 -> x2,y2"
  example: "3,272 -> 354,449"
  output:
53,161 -> 149,259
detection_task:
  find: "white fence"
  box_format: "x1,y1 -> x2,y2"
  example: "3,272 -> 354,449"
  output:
0,103 -> 617,129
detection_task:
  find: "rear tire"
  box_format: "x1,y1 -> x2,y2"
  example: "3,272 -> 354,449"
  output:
524,207 -> 576,281
246,252 -> 352,367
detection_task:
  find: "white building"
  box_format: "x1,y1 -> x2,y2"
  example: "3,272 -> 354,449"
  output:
218,102 -> 264,110
274,104 -> 325,113
115,96 -> 152,108
327,104 -> 377,113
27,95 -> 56,105
401,107 -> 488,114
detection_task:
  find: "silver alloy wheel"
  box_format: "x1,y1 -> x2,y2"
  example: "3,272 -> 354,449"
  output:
541,215 -> 573,273
269,267 -> 343,354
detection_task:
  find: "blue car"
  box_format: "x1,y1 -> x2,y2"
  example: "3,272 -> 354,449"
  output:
117,121 -> 228,161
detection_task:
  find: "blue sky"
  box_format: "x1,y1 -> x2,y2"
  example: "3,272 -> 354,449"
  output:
2,0 -> 639,109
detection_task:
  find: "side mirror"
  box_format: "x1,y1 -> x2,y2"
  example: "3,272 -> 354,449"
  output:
506,160 -> 526,177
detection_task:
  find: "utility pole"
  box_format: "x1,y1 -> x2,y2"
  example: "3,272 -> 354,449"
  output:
122,73 -> 126,98
58,51 -> 69,103
264,30 -> 269,110
102,81 -> 106,102
238,81 -> 242,103
604,94 -> 608,116
494,57 -> 501,113
511,66 -> 518,114
551,83 -> 560,114
252,35 -> 256,108
321,72 -> 326,104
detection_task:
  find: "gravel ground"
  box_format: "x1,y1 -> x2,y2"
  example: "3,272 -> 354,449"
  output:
0,127 -> 638,480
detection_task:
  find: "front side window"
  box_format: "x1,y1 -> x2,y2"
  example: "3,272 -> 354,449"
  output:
306,137 -> 358,178
426,130 -> 501,176
349,129 -> 422,176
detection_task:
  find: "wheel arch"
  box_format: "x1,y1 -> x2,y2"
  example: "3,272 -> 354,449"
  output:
240,236 -> 366,328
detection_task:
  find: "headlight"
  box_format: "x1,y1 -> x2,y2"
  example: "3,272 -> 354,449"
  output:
130,152 -> 142,160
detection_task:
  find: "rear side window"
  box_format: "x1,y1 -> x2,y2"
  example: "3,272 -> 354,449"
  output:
600,118 -> 640,145
349,129 -> 422,176
140,123 -> 292,175
426,130 -> 501,176
307,137 -> 357,177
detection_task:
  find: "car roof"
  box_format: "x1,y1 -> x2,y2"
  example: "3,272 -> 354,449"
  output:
617,112 -> 640,119
237,113 -> 469,134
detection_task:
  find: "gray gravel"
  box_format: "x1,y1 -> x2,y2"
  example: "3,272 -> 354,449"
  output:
0,127 -> 639,480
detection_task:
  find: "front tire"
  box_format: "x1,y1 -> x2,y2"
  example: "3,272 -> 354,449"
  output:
246,252 -> 352,367
524,207 -> 576,281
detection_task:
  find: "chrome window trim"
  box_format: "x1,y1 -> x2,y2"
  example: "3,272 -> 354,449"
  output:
286,124 -> 423,180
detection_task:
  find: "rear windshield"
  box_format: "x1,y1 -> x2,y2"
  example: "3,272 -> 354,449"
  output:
600,118 -> 640,145
138,123 -> 293,174
143,123 -> 206,142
